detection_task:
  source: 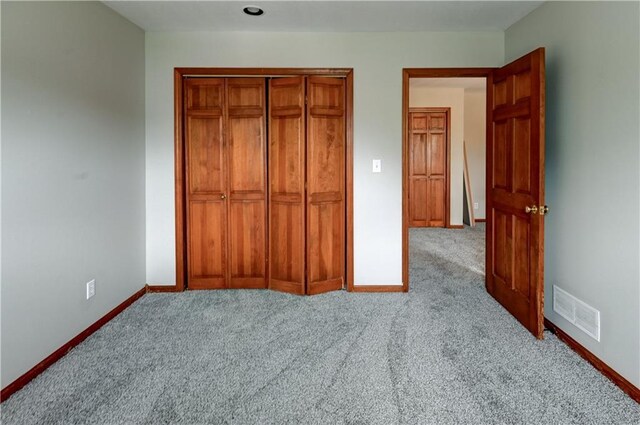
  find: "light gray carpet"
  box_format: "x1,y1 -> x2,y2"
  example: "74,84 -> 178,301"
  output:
2,224 -> 639,424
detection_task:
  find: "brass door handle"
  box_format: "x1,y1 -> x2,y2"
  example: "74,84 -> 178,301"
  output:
221,194 -> 227,200
525,205 -> 538,214
539,205 -> 549,215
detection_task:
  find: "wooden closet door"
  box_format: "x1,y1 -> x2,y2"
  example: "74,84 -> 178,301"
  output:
306,76 -> 345,295
268,77 -> 306,294
226,78 -> 267,289
409,110 -> 447,227
185,78 -> 227,289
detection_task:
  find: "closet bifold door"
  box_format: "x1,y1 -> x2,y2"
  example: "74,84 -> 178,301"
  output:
185,78 -> 228,289
268,77 -> 307,294
306,76 -> 346,295
227,78 -> 268,289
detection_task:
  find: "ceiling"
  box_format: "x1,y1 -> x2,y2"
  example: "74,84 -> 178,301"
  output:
103,1 -> 544,32
411,77 -> 486,91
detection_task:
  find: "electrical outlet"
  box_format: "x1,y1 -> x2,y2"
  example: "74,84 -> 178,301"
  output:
372,159 -> 381,173
473,202 -> 479,210
86,279 -> 95,300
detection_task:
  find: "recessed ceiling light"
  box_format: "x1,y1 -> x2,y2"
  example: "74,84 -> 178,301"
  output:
243,6 -> 264,16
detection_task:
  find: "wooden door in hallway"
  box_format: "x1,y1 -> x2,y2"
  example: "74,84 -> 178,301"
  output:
409,109 -> 449,227
185,78 -> 267,290
486,48 -> 546,338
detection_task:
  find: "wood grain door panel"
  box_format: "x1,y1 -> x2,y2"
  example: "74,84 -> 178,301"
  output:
486,48 -> 545,338
427,178 -> 446,226
187,116 -> 225,194
226,78 -> 267,289
188,200 -> 227,289
228,200 -> 266,288
307,201 -> 343,294
306,76 -> 345,295
268,77 -> 306,295
269,200 -> 305,294
185,78 -> 228,289
410,178 -> 428,225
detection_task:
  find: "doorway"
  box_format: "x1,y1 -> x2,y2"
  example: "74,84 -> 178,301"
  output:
402,48 -> 547,338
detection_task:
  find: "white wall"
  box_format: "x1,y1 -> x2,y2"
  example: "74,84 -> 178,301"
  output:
506,1 -> 640,387
145,31 -> 504,286
409,85 -> 465,226
1,2 -> 146,387
463,89 -> 486,220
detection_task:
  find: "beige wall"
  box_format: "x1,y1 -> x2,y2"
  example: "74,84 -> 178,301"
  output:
463,89 -> 486,220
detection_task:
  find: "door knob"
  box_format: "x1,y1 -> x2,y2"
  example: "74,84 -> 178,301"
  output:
538,205 -> 549,215
525,205 -> 538,214
221,194 -> 227,200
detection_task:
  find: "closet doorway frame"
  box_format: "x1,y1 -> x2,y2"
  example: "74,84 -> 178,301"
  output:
173,67 -> 354,293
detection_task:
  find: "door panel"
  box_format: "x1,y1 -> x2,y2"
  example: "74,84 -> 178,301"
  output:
189,201 -> 227,289
268,77 -> 306,295
307,202 -> 343,294
486,48 -> 545,338
411,133 -> 428,176
226,78 -> 267,289
187,117 -> 225,194
513,117 -> 532,194
428,178 -> 446,226
228,201 -> 266,288
428,132 -> 446,176
410,178 -> 428,224
185,78 -> 227,289
306,76 -> 345,295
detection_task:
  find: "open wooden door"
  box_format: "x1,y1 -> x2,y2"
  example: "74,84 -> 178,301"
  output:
486,48 -> 547,338
306,76 -> 346,295
268,77 -> 307,294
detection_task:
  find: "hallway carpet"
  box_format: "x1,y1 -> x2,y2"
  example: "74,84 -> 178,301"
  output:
2,225 -> 639,424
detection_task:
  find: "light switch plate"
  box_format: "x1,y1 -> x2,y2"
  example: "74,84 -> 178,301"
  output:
473,202 -> 479,210
372,159 -> 381,173
86,279 -> 95,300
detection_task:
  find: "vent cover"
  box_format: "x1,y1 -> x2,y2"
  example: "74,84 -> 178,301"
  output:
553,285 -> 600,342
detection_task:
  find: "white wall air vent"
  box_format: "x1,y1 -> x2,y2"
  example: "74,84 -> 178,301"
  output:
553,285 -> 600,342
